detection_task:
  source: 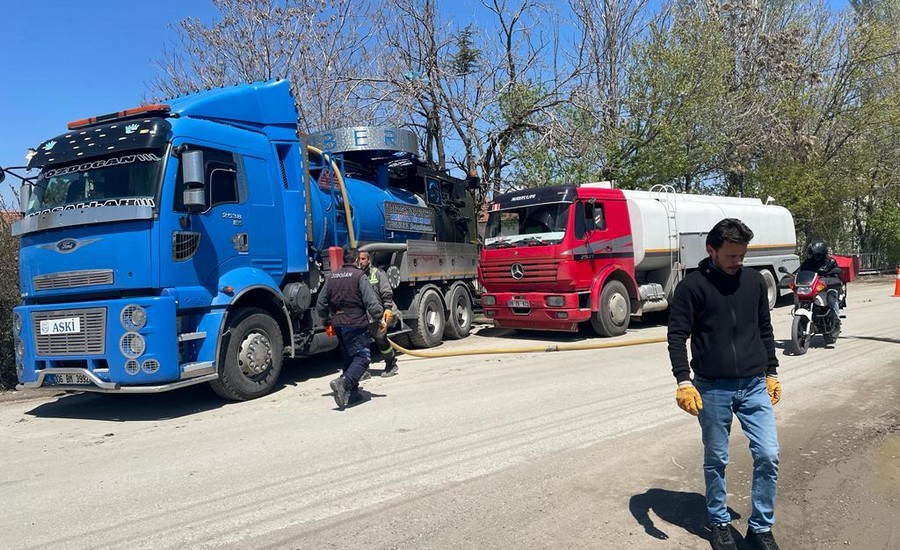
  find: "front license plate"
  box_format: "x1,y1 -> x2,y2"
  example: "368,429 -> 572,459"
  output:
54,373 -> 91,385
40,317 -> 82,336
507,299 -> 530,308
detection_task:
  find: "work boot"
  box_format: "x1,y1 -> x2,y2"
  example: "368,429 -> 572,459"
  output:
746,529 -> 780,550
381,361 -> 399,378
329,377 -> 349,410
709,524 -> 737,550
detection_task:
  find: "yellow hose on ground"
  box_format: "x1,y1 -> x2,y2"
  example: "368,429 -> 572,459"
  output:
307,144 -> 356,248
388,335 -> 667,358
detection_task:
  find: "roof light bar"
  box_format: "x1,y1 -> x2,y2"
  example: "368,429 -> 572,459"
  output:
68,104 -> 171,130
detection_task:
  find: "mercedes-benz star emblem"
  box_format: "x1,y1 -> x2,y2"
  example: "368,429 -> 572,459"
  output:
510,263 -> 525,280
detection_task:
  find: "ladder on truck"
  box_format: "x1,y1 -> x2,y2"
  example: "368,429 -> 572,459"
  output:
649,184 -> 683,290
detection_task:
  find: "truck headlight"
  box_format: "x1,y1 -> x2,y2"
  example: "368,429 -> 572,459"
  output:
13,312 -> 22,335
125,360 -> 140,375
120,333 -> 146,358
121,305 -> 147,331
15,337 -> 24,360
141,359 -> 160,374
481,295 -> 496,306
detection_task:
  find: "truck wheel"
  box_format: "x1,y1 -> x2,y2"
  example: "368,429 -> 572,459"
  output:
443,285 -> 473,340
210,308 -> 284,401
409,289 -> 445,348
590,280 -> 631,337
759,268 -> 777,310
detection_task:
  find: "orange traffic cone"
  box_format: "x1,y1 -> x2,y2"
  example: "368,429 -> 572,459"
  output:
893,266 -> 900,297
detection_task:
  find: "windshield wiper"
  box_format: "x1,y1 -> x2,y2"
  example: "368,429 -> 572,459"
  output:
486,238 -> 514,249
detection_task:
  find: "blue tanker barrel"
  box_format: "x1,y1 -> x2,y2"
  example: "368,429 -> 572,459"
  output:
307,127 -> 435,247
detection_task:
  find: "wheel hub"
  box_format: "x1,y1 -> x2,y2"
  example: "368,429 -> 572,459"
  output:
239,331 -> 272,376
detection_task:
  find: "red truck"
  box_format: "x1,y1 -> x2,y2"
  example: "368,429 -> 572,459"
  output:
478,183 -> 800,336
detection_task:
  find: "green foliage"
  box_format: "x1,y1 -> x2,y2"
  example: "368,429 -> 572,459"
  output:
0,193 -> 20,390
449,25 -> 481,76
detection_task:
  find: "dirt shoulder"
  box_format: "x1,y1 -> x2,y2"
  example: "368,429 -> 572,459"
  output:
776,382 -> 900,549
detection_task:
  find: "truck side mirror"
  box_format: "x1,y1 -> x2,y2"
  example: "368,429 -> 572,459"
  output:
181,150 -> 206,211
18,183 -> 32,214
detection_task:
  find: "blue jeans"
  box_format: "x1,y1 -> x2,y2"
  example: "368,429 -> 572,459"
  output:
694,374 -> 779,532
336,326 -> 371,391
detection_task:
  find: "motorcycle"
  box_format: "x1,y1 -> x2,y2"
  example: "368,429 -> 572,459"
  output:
779,267 -> 845,355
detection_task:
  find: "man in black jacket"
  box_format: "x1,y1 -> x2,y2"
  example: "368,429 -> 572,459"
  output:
315,247 -> 384,410
667,218 -> 783,550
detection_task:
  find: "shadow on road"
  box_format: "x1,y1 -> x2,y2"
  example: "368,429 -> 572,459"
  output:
23,353 -> 346,421
629,488 -> 744,546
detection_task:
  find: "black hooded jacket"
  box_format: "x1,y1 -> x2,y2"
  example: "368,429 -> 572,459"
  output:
667,258 -> 779,383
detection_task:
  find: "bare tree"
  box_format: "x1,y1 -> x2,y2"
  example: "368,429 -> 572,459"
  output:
151,0 -> 383,132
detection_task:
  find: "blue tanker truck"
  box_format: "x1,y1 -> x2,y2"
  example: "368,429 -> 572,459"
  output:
3,79 -> 479,400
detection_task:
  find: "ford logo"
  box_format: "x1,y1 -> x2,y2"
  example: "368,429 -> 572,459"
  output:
57,239 -> 78,253
510,263 -> 525,280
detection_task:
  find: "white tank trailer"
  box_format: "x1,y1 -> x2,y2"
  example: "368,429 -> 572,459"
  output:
595,185 -> 800,312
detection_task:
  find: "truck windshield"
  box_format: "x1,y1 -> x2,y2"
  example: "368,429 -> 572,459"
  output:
26,151 -> 164,216
484,202 -> 570,248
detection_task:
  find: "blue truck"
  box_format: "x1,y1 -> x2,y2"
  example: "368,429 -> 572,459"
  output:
3,79 -> 479,400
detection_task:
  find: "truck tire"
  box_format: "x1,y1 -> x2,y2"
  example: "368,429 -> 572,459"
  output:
590,280 -> 631,337
409,289 -> 445,348
443,285 -> 473,340
759,268 -> 777,310
210,308 -> 284,401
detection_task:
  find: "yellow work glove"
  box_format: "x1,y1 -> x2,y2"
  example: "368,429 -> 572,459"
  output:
378,310 -> 392,332
676,381 -> 703,416
766,375 -> 781,406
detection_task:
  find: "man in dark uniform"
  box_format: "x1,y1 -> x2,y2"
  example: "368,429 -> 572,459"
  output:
315,247 -> 384,410
358,250 -> 399,377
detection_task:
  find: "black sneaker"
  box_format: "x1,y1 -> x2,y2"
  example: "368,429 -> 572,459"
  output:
329,377 -> 349,410
360,370 -> 372,381
381,364 -> 399,378
746,529 -> 780,550
710,524 -> 737,550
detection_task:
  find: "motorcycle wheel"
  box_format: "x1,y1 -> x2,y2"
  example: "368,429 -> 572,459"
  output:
791,315 -> 812,355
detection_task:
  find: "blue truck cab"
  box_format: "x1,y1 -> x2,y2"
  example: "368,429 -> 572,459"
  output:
9,80 -> 479,400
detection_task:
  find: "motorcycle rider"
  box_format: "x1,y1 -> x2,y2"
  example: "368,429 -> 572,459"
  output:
798,239 -> 843,319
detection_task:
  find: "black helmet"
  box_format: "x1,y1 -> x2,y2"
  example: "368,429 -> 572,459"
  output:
806,240 -> 828,261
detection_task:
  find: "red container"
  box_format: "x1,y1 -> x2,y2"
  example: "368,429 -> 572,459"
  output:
833,254 -> 859,283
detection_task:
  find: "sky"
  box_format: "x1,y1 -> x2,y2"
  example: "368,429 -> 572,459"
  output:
0,0 -> 847,207
0,0 -> 487,206
0,0 -> 217,203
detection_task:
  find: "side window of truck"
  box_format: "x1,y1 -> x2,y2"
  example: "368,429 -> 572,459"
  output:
575,202 -> 607,239
174,146 -> 240,211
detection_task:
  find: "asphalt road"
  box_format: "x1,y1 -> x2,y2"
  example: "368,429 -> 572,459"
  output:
2,279 -> 898,550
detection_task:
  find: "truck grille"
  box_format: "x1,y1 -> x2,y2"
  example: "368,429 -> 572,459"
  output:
480,258 -> 560,284
32,308 -> 107,356
33,270 -> 114,290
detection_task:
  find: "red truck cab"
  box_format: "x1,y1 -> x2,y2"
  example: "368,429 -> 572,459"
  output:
478,185 -> 638,336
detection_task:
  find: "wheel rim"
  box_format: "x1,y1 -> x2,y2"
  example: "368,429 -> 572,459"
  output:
238,330 -> 273,378
607,292 -> 628,326
454,295 -> 471,328
424,301 -> 441,337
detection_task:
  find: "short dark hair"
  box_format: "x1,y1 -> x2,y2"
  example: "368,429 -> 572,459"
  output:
706,218 -> 754,250
343,247 -> 360,264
